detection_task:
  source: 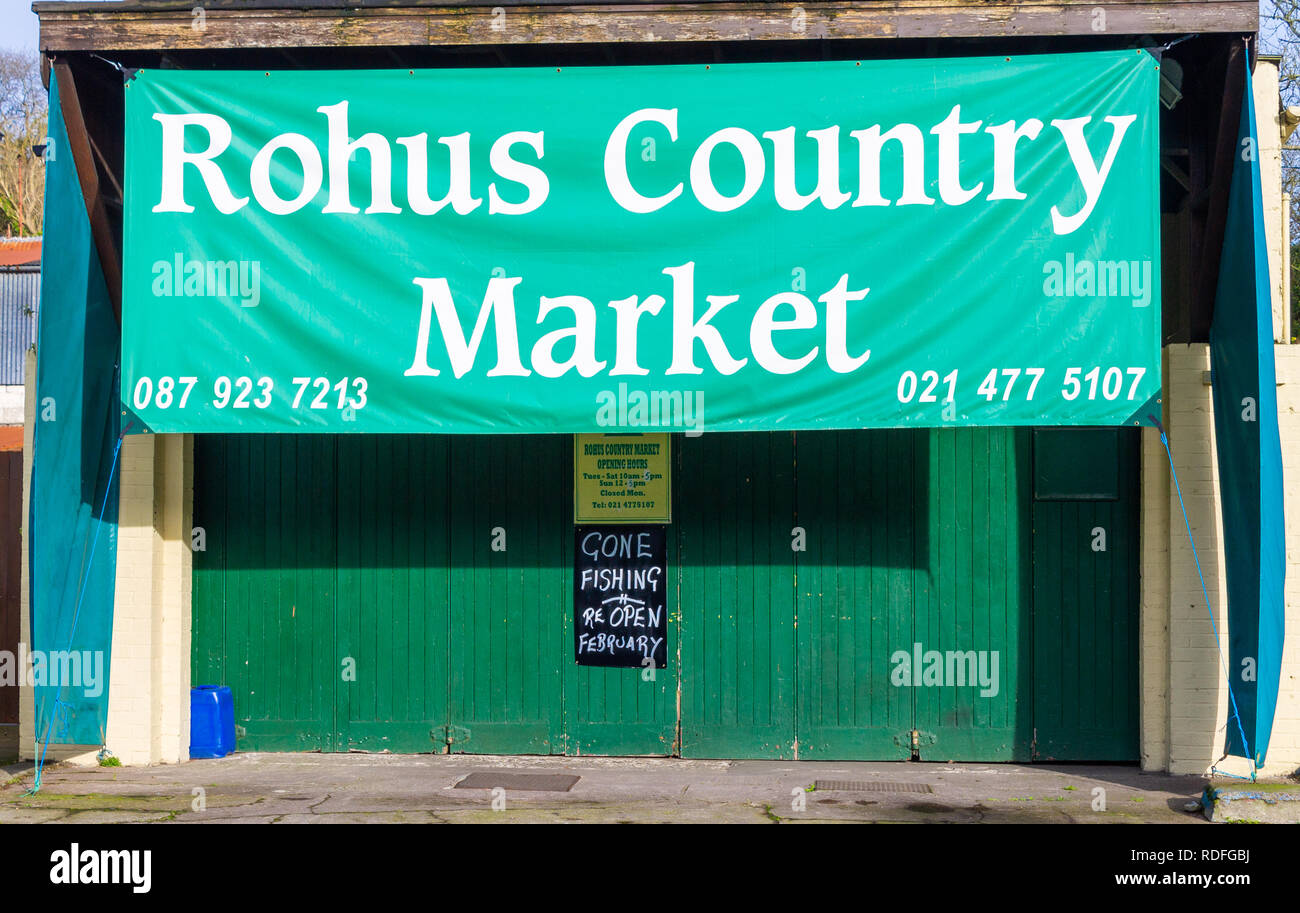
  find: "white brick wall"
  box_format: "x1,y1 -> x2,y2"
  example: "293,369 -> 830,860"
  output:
1255,58 -> 1288,343
1264,348 -> 1300,773
101,434 -> 192,766
1141,344 -> 1300,778
1139,359 -> 1170,770
18,421 -> 193,766
0,385 -> 23,426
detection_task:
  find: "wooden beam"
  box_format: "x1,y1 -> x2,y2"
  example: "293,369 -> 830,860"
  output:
53,61 -> 123,325
36,1 -> 1259,53
1192,39 -> 1246,342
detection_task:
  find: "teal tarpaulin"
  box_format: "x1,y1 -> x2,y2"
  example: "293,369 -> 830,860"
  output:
1209,60 -> 1287,767
29,75 -> 121,746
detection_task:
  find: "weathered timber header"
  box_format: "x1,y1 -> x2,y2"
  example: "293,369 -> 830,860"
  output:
35,1 -> 1259,52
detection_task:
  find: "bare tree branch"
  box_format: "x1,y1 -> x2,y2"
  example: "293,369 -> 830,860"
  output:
0,48 -> 47,237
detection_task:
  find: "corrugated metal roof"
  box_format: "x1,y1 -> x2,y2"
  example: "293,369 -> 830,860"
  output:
0,271 -> 39,386
0,239 -> 41,269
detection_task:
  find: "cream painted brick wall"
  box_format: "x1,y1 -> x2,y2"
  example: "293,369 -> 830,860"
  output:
1139,350 -> 1170,771
1161,345 -> 1236,776
19,428 -> 193,767
106,435 -> 159,766
1255,59 -> 1288,343
1148,344 -> 1300,778
1264,348 -> 1300,774
103,433 -> 192,766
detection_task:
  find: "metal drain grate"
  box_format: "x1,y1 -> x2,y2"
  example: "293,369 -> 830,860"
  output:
454,772 -> 580,792
813,780 -> 933,794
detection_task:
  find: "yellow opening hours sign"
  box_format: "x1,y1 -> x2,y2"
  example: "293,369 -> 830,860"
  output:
574,434 -> 671,524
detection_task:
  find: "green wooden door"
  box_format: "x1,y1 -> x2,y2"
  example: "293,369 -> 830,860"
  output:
911,428 -> 1033,761
194,433 -> 672,757
335,435 -> 450,753
795,429 -> 1032,761
1029,428 -> 1140,761
193,435 -> 338,751
795,430 -> 914,759
677,433 -> 797,759
195,428 -> 1138,761
444,435 -> 565,754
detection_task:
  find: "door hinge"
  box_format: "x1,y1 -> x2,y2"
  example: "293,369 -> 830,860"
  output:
895,729 -> 936,760
894,729 -> 920,758
437,725 -> 471,751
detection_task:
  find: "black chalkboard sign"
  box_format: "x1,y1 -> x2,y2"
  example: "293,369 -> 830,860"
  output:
574,525 -> 668,668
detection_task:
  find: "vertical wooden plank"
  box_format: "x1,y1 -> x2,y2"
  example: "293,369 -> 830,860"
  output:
447,434 -> 470,746
275,436 -> 293,726
242,435 -> 262,725
797,430 -> 912,759
913,427 -> 1025,760
1030,428 -> 1140,760
446,434 -> 562,754
985,429 -> 1008,735
333,434 -> 358,751
476,436 -> 495,732
735,435 -> 755,735
833,433 -> 852,732
680,432 -> 795,759
717,434 -> 737,732
969,429 -> 991,736
377,437 -> 396,730
190,435 -> 335,751
508,436 -> 530,730
878,431 -> 911,746
225,435 -> 243,729
332,433 -> 450,752
415,434 -> 433,737
312,435 -> 336,745
430,435 -> 452,735
748,434 -> 764,728
386,436 -> 406,732
486,438 -> 505,730
849,431 -> 874,735
190,436 -> 225,690
1061,500 -> 1080,735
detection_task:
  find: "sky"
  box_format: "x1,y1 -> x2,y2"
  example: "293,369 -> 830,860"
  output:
1,0 -> 42,54
1,0 -> 111,55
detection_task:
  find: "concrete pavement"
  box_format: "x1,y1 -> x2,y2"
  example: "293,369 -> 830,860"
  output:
0,752 -> 1231,823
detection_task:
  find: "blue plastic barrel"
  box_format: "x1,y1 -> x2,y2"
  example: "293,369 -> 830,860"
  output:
190,686 -> 236,759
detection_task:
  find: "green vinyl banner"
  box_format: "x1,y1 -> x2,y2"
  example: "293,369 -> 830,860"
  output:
122,50 -> 1161,434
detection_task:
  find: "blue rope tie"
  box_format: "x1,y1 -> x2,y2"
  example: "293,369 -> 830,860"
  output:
1157,427 -> 1256,782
